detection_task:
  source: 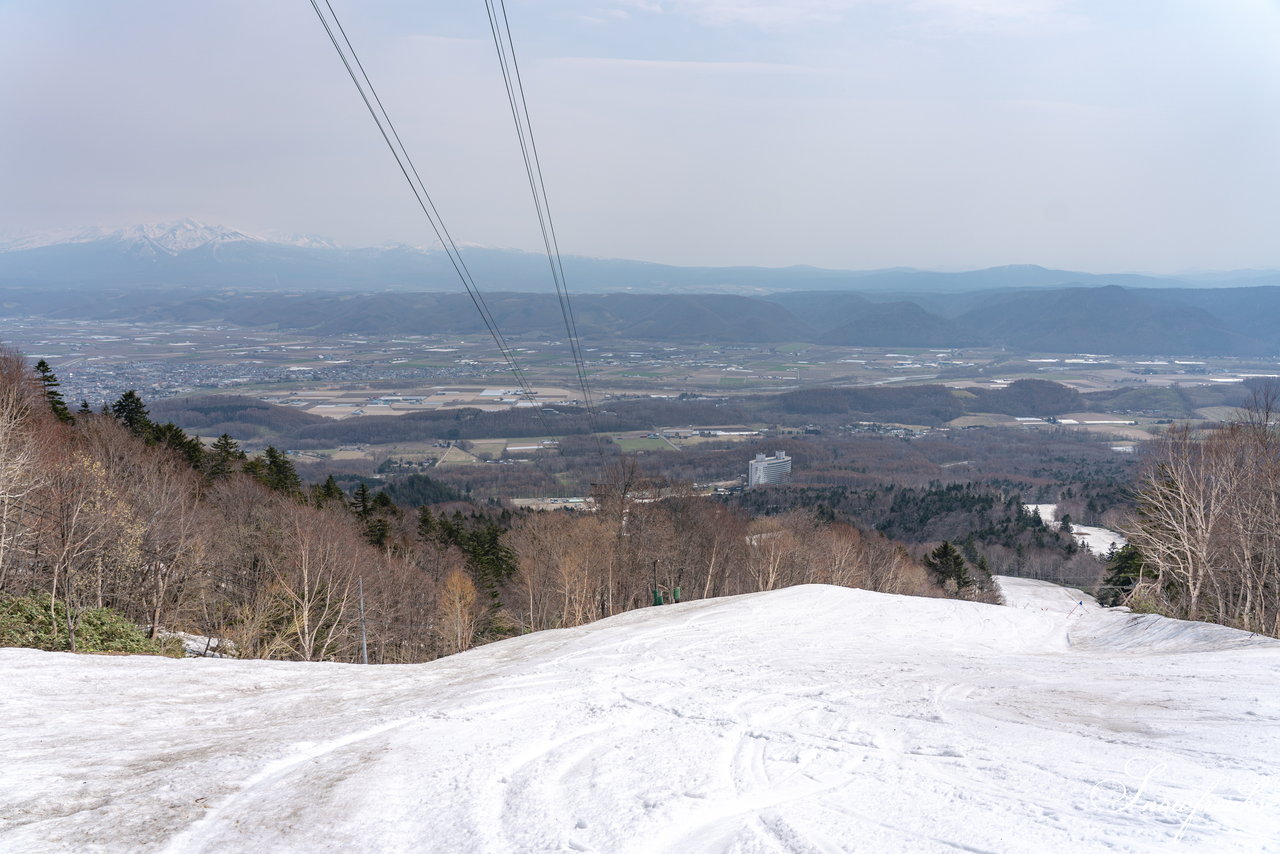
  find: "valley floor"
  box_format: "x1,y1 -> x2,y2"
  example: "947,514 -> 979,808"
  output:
2,579 -> 1278,853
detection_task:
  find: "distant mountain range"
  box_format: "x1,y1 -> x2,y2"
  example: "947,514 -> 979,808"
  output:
5,222 -> 1280,355
4,219 -> 1280,295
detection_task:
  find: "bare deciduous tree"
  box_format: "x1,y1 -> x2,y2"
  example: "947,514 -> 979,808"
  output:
259,503 -> 360,661
0,351 -> 44,593
1127,386 -> 1280,635
436,568 -> 479,655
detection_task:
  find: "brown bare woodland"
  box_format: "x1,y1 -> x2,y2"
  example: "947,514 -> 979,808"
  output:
0,346 -> 457,659
506,499 -> 938,634
2,345 -> 946,661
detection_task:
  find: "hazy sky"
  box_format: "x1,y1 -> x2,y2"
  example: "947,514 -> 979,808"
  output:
2,0 -> 1278,272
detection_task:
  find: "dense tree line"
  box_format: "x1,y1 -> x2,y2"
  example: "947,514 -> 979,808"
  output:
964,379 -> 1084,416
764,385 -> 968,424
728,481 -> 1105,588
772,379 -> 1097,423
148,395 -> 329,441
367,423 -> 1136,510
150,397 -> 754,450
508,483 -> 961,634
147,377 -> 1262,455
382,474 -> 466,507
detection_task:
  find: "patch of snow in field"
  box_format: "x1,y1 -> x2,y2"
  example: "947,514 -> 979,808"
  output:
2,581 -> 1278,853
1024,503 -> 1128,555
1025,502 -> 1057,522
1071,523 -> 1128,555
161,632 -> 236,659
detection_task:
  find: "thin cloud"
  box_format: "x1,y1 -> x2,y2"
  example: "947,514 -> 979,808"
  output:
909,0 -> 1088,34
616,0 -> 867,29
611,0 -> 1090,33
547,56 -> 820,74
616,0 -> 1085,32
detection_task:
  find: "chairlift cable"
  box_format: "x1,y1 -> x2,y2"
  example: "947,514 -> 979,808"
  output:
482,0 -> 605,453
308,0 -> 560,445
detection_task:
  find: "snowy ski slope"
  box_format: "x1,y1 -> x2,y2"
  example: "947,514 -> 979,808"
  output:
1,579 -> 1277,853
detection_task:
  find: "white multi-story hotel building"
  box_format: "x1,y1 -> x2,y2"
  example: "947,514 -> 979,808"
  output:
748,451 -> 791,487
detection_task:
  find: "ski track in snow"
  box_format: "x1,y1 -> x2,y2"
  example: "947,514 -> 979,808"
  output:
2,579 -> 1279,853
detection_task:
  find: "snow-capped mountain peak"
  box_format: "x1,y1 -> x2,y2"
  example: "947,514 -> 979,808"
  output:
0,220 -> 264,254
115,219 -> 259,254
255,230 -> 342,250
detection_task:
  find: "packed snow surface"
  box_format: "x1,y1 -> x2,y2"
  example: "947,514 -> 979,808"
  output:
3,580 -> 1279,853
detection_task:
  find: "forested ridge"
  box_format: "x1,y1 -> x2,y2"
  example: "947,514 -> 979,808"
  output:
12,281 -> 1280,354
150,377 -> 1265,452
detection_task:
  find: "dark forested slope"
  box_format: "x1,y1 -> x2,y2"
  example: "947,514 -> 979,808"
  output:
7,280 -> 1280,354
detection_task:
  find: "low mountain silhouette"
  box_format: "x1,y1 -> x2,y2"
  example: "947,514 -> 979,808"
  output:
956,285 -> 1260,355
0,221 -> 1233,295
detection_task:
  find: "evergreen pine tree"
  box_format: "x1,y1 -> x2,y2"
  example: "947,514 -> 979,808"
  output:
364,518 -> 390,548
150,422 -> 204,470
417,506 -> 437,542
1098,544 -> 1144,607
110,390 -> 151,436
309,475 -> 345,507
34,360 -> 73,423
77,399 -> 92,415
241,456 -> 266,482
923,540 -> 974,589
261,446 -> 301,495
208,434 -> 245,480
457,522 -> 517,605
350,482 -> 373,520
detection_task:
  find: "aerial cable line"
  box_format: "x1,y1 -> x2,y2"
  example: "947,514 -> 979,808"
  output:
484,0 -> 599,437
307,0 -> 559,444
309,0 -> 535,398
482,0 -> 603,446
